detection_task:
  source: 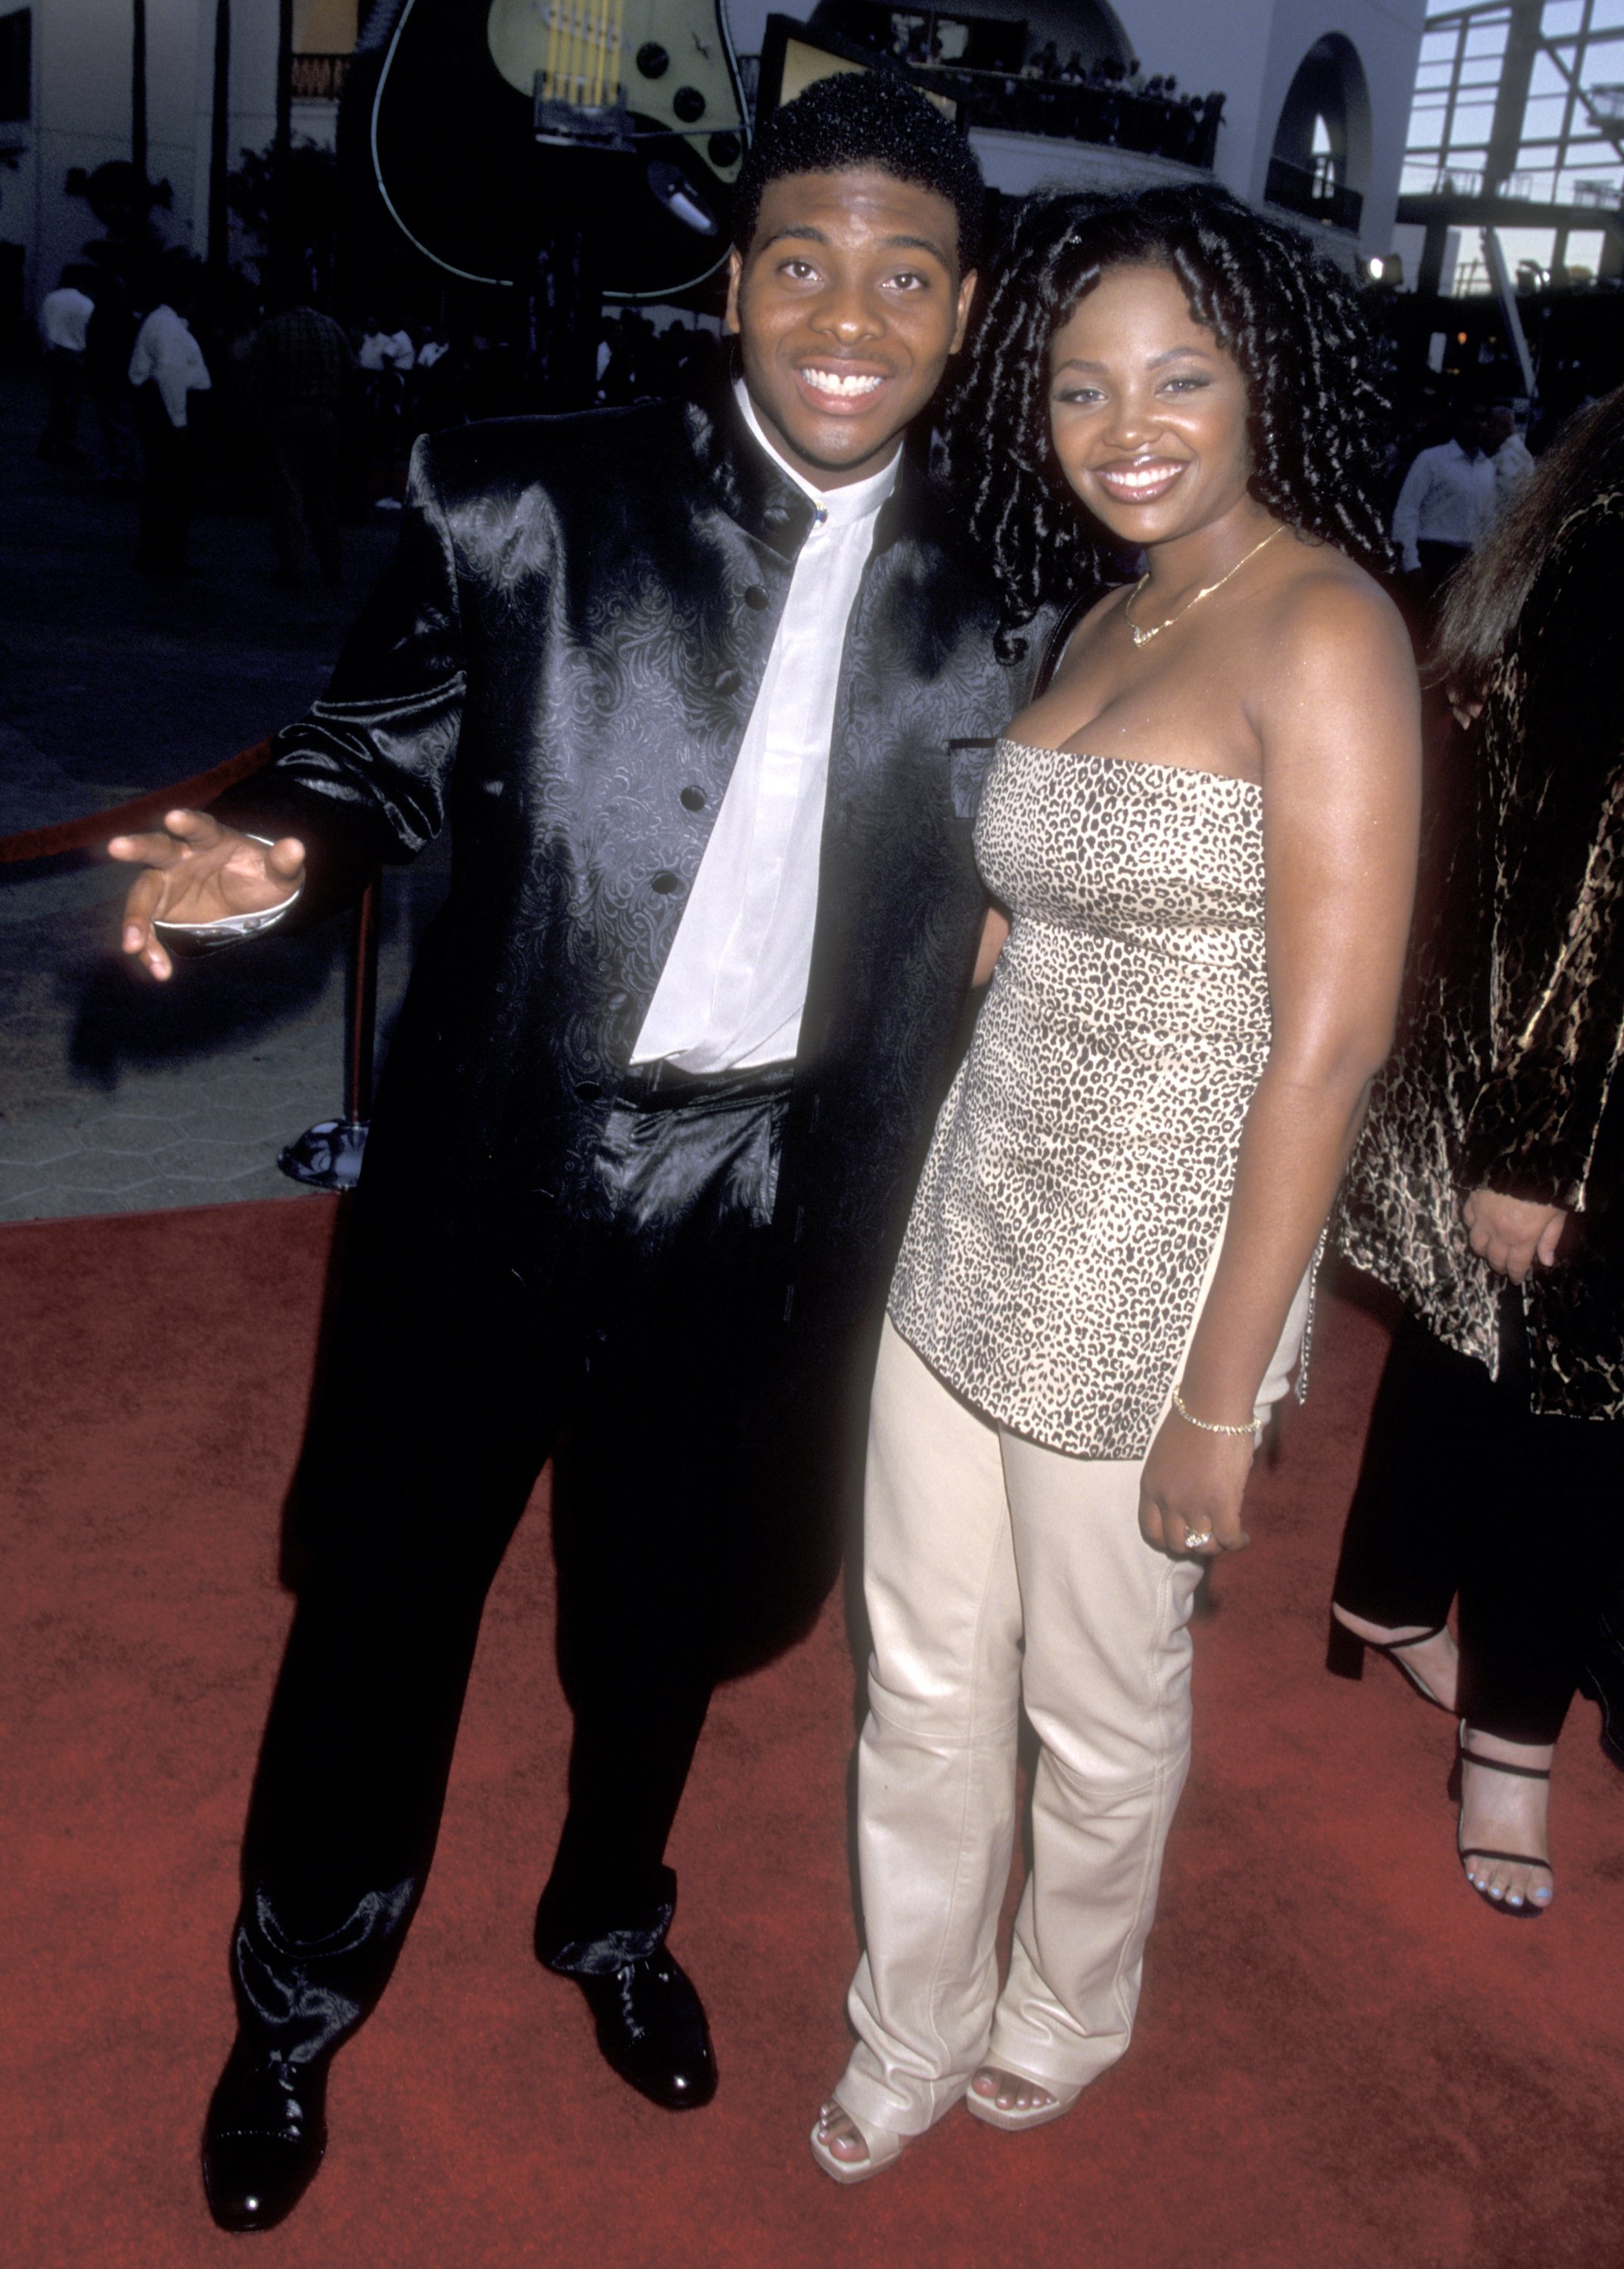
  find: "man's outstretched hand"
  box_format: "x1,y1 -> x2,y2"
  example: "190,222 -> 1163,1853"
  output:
110,809 -> 306,981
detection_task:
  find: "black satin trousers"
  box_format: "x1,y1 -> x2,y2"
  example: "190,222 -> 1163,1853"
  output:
1333,1299 -> 1623,1746
231,1063 -> 809,2063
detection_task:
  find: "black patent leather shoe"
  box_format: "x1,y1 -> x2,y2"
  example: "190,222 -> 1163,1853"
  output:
576,1950 -> 718,2110
201,2038 -> 329,2233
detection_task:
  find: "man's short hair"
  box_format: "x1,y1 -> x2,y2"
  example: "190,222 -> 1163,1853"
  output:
733,69 -> 984,272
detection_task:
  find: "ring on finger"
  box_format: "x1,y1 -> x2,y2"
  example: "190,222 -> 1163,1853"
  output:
1183,1529 -> 1213,1551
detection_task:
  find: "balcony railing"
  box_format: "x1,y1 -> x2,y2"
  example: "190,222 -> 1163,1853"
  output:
1573,175 -> 1624,207
911,65 -> 1223,170
1265,156 -> 1363,233
290,53 -> 350,101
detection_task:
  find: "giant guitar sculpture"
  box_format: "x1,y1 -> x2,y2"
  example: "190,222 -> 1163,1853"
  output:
371,0 -> 750,300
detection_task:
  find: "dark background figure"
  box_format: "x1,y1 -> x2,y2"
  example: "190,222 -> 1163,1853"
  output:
37,262 -> 95,465
1331,385 -> 1624,1920
82,268 -> 138,486
128,268 -> 213,574
248,300 -> 355,588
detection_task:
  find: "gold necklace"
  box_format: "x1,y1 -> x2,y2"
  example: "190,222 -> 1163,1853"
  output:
1124,524 -> 1286,649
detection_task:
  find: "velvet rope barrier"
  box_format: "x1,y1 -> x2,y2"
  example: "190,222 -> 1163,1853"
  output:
0,738 -> 276,866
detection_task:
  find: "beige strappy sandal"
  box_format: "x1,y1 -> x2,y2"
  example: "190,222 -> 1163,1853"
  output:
965,2070 -> 1081,2132
809,2095 -> 908,2185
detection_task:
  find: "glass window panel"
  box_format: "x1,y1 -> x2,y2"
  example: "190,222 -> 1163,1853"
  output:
1522,93 -> 1571,132
1542,1 -> 1585,35
1421,31 -> 1458,60
1563,229 -> 1607,269
1493,226 -> 1559,271
1414,62 -> 1457,85
1464,23 -> 1508,54
1447,102 -> 1499,137
1585,0 -> 1624,26
1530,51 -> 1568,92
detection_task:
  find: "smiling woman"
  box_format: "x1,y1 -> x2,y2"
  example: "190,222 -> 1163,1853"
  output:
812,186 -> 1422,2183
946,185 -> 1393,656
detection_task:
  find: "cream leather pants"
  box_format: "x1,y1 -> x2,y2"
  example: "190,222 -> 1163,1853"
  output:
837,1274 -> 1309,2138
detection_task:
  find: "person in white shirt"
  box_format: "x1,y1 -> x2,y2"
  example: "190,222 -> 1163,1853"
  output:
37,268 -> 95,463
128,292 -> 213,572
1486,398 -> 1536,516
356,323 -> 415,372
1391,402 -> 1497,598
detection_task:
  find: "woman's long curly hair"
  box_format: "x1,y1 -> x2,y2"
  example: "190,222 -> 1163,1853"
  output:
945,185 -> 1393,657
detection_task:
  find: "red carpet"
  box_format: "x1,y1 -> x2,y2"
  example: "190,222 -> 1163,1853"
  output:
4,1200 -> 1622,2268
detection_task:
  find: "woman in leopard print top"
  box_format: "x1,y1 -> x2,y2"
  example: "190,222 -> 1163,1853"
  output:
1330,390 -> 1624,1920
812,188 -> 1421,2184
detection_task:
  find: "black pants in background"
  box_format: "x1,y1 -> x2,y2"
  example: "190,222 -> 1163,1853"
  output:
1415,539 -> 1470,603
264,406 -> 342,585
40,346 -> 85,461
135,386 -> 198,571
1333,1302 -> 1623,1745
229,1063 -> 824,2064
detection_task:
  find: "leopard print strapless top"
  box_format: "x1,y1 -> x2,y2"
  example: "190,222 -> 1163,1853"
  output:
889,737 -> 1272,1459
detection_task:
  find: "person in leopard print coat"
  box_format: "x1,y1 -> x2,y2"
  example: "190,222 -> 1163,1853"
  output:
1331,385 -> 1624,1919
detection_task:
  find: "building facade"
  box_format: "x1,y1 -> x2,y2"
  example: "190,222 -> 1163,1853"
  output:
1,0 -> 1424,313
0,0 -> 355,306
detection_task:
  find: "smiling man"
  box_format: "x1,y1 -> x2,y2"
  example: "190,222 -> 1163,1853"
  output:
107,71 -> 1054,2232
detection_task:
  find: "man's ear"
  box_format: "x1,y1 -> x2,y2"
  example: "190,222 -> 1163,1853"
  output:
950,268 -> 978,355
723,247 -> 744,337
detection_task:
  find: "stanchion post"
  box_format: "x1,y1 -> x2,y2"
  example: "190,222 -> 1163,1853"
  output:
345,875 -> 380,1125
278,871 -> 380,1191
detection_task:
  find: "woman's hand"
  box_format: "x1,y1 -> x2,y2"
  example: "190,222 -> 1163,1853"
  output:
1138,1409 -> 1257,1559
1461,1188 -> 1567,1282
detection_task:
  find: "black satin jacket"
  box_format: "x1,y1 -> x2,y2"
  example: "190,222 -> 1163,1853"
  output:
219,389 -> 1049,1367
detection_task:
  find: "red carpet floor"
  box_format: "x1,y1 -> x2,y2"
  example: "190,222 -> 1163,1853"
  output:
4,1199 -> 1623,2269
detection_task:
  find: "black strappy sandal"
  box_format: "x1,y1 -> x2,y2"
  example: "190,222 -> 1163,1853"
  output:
1325,1610 -> 1454,1714
1449,1734 -> 1553,1920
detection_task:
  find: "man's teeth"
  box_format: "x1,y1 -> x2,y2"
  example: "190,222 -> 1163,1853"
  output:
803,368 -> 884,398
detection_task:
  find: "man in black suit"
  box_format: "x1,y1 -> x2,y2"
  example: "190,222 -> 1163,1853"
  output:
112,73 -> 1048,2231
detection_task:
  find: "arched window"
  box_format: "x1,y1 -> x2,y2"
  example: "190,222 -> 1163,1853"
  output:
1267,35 -> 1372,232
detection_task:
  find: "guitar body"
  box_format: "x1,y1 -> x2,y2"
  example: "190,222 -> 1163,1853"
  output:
371,0 -> 748,300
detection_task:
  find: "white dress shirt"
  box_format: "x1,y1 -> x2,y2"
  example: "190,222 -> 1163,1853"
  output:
359,328 -> 416,372
157,385 -> 899,1057
129,305 -> 213,430
629,383 -> 899,1072
1391,438 -> 1497,572
39,285 -> 93,353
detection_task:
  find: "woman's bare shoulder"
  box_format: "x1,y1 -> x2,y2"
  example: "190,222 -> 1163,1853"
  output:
1256,539 -> 1415,693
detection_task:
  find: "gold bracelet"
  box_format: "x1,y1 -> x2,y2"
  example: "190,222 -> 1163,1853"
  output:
1170,1384 -> 1261,1441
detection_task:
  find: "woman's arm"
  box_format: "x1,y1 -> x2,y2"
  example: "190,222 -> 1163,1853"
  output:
1138,576 -> 1421,1557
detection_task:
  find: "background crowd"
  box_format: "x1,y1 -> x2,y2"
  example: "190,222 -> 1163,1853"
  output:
29,247 -> 728,588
